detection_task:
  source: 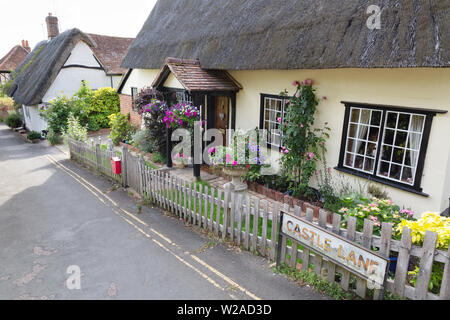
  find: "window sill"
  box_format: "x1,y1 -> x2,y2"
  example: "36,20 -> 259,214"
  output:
334,166 -> 429,198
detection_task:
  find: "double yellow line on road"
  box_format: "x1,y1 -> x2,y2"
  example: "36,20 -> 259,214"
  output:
45,154 -> 260,300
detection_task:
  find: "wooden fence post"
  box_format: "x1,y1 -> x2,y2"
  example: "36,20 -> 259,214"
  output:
95,144 -> 101,173
414,231 -> 438,300
122,146 -> 128,187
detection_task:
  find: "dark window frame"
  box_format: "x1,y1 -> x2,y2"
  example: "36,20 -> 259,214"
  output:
131,87 -> 138,110
259,93 -> 290,151
336,101 -> 447,197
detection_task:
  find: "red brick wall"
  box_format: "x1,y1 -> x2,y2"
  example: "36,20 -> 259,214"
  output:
120,94 -> 142,128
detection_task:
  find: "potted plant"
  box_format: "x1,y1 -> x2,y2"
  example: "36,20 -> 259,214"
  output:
173,153 -> 189,169
208,129 -> 268,192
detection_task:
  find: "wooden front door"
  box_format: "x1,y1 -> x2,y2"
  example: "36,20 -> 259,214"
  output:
214,96 -> 229,146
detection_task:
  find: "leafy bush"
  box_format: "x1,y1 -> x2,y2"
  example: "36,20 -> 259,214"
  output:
65,114 -> 87,142
87,87 -> 120,129
395,212 -> 450,249
279,80 -> 331,199
151,152 -> 166,164
5,111 -> 22,128
27,131 -> 42,140
108,113 -> 136,145
47,128 -> 62,146
132,129 -> 154,153
337,194 -> 415,236
137,88 -> 167,156
43,95 -> 76,133
43,82 -> 120,133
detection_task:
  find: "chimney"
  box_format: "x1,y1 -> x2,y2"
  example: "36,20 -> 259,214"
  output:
45,13 -> 59,39
22,40 -> 31,52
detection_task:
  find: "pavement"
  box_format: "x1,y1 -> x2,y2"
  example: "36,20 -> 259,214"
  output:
0,123 -> 330,300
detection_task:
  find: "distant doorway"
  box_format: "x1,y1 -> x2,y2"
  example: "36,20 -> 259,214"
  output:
214,96 -> 229,146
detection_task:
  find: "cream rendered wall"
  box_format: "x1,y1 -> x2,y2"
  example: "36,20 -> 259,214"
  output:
42,41 -> 112,102
163,73 -> 184,89
22,105 -> 48,132
121,69 -> 160,95
64,41 -> 100,67
229,68 -> 450,216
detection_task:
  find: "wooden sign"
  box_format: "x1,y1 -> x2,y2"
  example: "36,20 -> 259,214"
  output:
277,212 -> 389,289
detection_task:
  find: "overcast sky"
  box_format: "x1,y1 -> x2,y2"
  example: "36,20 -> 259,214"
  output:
0,0 -> 157,57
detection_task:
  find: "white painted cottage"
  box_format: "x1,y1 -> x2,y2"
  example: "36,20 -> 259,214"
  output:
118,0 -> 449,216
8,14 -> 133,132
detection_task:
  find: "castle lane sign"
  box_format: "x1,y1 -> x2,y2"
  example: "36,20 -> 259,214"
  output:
277,212 -> 389,289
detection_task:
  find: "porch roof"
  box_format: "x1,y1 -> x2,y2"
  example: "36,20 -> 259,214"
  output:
152,58 -> 242,92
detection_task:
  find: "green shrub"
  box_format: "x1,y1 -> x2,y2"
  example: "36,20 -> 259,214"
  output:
108,113 -> 136,145
87,87 -> 120,129
5,111 -> 22,128
65,114 -> 87,142
132,129 -> 154,153
42,95 -> 76,133
47,128 -> 62,145
27,131 -> 42,140
152,152 -> 166,164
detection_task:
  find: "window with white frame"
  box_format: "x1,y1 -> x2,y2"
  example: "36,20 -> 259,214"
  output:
260,94 -> 289,148
338,102 -> 445,194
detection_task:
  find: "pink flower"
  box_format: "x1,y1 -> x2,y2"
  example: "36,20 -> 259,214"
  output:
300,124 -> 304,128
295,92 -> 300,98
292,81 -> 299,87
307,152 -> 315,160
277,117 -> 282,123
232,161 -> 238,166
305,79 -> 313,86
323,96 -> 327,100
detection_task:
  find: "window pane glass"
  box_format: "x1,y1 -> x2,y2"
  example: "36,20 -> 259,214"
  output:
378,161 -> 390,177
389,164 -> 402,180
392,148 -> 405,164
354,156 -> 364,170
368,127 -> 380,142
407,133 -> 422,150
381,145 -> 392,161
349,124 -> 358,138
398,113 -> 410,131
345,153 -> 355,167
347,138 -> 356,153
386,112 -> 398,128
384,129 -> 395,145
364,158 -> 375,172
401,167 -> 414,185
356,141 -> 366,155
361,109 -> 371,124
351,109 -> 360,123
366,142 -> 377,157
411,115 -> 425,132
395,131 -> 408,147
358,125 -> 369,140
371,111 -> 382,126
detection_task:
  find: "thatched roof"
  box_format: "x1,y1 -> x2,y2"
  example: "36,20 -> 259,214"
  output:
122,0 -> 449,70
8,29 -> 133,105
0,45 -> 30,72
153,58 -> 242,91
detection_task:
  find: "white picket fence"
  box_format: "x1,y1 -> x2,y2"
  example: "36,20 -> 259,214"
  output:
68,139 -> 450,300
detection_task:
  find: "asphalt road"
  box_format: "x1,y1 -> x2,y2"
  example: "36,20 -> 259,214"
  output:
0,123 -> 329,301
